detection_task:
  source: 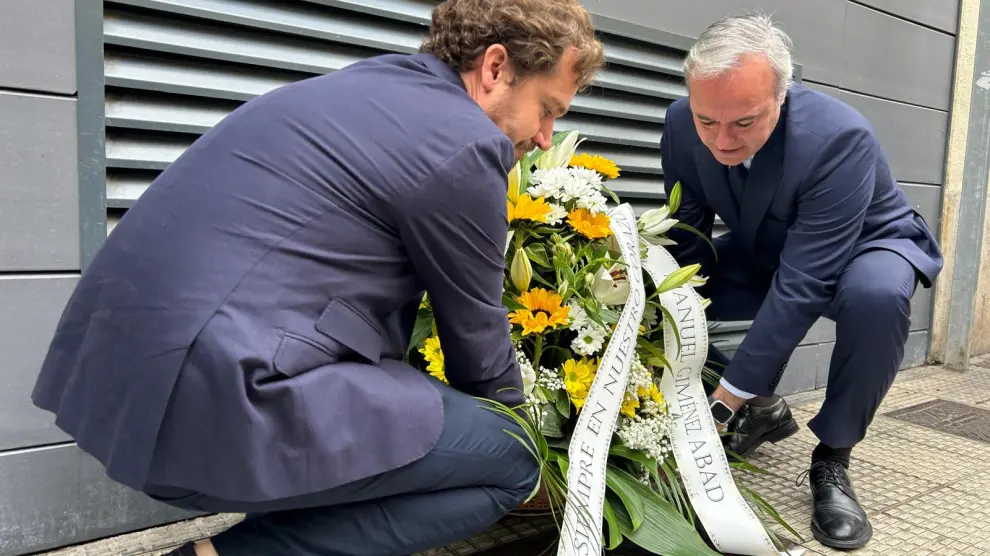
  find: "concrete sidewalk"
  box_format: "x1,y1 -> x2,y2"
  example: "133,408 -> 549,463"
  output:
38,355 -> 990,556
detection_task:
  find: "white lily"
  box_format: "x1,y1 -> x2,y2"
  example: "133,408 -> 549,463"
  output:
638,206 -> 678,236
535,130 -> 584,170
590,265 -> 631,306
521,362 -> 537,397
688,274 -> 709,288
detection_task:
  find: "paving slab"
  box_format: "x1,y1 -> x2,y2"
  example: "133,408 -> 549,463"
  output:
35,361 -> 990,556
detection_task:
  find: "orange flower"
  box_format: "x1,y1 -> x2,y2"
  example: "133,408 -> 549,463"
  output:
569,153 -> 621,180
508,288 -> 570,336
508,194 -> 552,224
567,208 -> 612,239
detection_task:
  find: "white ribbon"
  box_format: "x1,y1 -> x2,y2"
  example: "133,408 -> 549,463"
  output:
557,204 -> 645,556
556,203 -> 798,556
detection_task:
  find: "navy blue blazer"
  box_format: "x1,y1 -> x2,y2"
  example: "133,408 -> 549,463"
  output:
32,53 -> 523,502
661,83 -> 943,396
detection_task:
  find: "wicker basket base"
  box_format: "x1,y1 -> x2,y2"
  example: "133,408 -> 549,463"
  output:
514,484 -> 553,512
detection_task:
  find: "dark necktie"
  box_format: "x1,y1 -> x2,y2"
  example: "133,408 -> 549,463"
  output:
728,163 -> 748,212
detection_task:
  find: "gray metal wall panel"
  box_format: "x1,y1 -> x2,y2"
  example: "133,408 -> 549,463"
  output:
774,84 -> 948,186
720,329 -> 929,396
804,82 -> 840,98
0,277 -> 77,451
853,0 -> 961,34
591,1 -> 956,109
903,183 -> 943,231
100,0 -> 696,215
840,4 -> 955,110
0,444 -> 197,556
840,91 -> 948,185
0,0 -> 77,94
0,91 -> 81,271
588,0 -> 847,85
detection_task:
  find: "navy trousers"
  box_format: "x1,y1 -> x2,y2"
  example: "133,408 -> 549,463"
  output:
145,378 -> 540,556
701,235 -> 918,449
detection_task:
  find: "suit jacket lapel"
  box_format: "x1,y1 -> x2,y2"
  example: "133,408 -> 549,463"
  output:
737,107 -> 788,250
693,145 -> 743,233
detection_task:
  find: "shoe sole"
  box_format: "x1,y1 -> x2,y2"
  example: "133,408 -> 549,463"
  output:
811,519 -> 873,550
735,419 -> 800,459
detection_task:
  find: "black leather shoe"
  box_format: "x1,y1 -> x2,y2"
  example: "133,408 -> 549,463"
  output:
723,395 -> 799,458
807,459 -> 873,549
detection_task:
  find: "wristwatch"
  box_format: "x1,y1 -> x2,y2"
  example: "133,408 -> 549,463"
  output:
708,397 -> 736,427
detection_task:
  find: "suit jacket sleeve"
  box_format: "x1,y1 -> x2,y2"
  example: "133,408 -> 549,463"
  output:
722,127 -> 878,396
396,134 -> 524,407
660,115 -> 716,271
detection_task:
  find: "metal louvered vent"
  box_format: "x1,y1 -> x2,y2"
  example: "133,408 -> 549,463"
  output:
103,0 -> 699,233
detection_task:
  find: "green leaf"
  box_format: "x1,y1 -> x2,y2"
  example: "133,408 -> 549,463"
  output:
525,244 -> 552,268
408,311 -> 434,355
610,476 -> 720,556
637,337 -> 671,371
502,292 -> 525,311
605,465 -> 646,531
555,388 -> 571,419
672,222 -> 718,261
660,459 -> 694,523
540,404 -> 566,438
608,445 -> 659,475
531,271 -> 557,289
668,181 -> 683,215
656,264 -> 702,294
658,304 -> 682,357
603,494 -> 625,550
601,183 -> 622,205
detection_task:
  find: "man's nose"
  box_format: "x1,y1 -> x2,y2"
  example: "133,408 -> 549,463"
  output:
714,126 -> 735,150
534,131 -> 551,151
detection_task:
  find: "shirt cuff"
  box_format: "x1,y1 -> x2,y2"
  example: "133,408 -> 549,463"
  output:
720,377 -> 757,400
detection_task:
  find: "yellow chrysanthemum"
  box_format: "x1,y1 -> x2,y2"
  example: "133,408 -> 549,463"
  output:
567,208 -> 613,240
620,391 -> 640,418
508,194 -> 552,224
570,153 -> 621,180
508,288 -> 570,336
637,383 -> 665,406
418,336 -> 447,383
563,357 -> 597,410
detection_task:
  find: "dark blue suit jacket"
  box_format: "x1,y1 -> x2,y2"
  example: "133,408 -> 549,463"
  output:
661,83 -> 943,396
32,53 -> 523,502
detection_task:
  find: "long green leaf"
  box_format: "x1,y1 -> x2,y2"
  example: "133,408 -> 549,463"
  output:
672,222 -> 718,260
605,465 -> 646,532
660,459 -> 694,524
637,337 -> 671,372
610,472 -> 720,556
657,304 -> 682,358
603,495 -> 624,550
526,244 -> 553,268
608,445 -> 658,474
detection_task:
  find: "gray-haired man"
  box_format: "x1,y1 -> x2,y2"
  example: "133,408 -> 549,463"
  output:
661,13 -> 943,550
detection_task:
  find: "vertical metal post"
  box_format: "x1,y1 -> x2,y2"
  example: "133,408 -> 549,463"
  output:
943,0 -> 990,370
76,0 -> 107,271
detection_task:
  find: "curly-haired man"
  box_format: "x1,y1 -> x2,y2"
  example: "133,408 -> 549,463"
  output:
30,1 -> 604,555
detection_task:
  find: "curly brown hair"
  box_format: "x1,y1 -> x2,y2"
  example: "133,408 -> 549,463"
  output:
420,0 -> 605,89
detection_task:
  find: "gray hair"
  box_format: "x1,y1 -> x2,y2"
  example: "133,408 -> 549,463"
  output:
683,11 -> 794,104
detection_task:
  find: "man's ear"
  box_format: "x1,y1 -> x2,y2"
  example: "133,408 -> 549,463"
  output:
480,44 -> 512,92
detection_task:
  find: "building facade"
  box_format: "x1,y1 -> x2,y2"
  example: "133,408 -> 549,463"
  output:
0,0 -> 980,553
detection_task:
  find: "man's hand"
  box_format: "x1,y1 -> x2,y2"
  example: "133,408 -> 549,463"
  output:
711,384 -> 747,432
